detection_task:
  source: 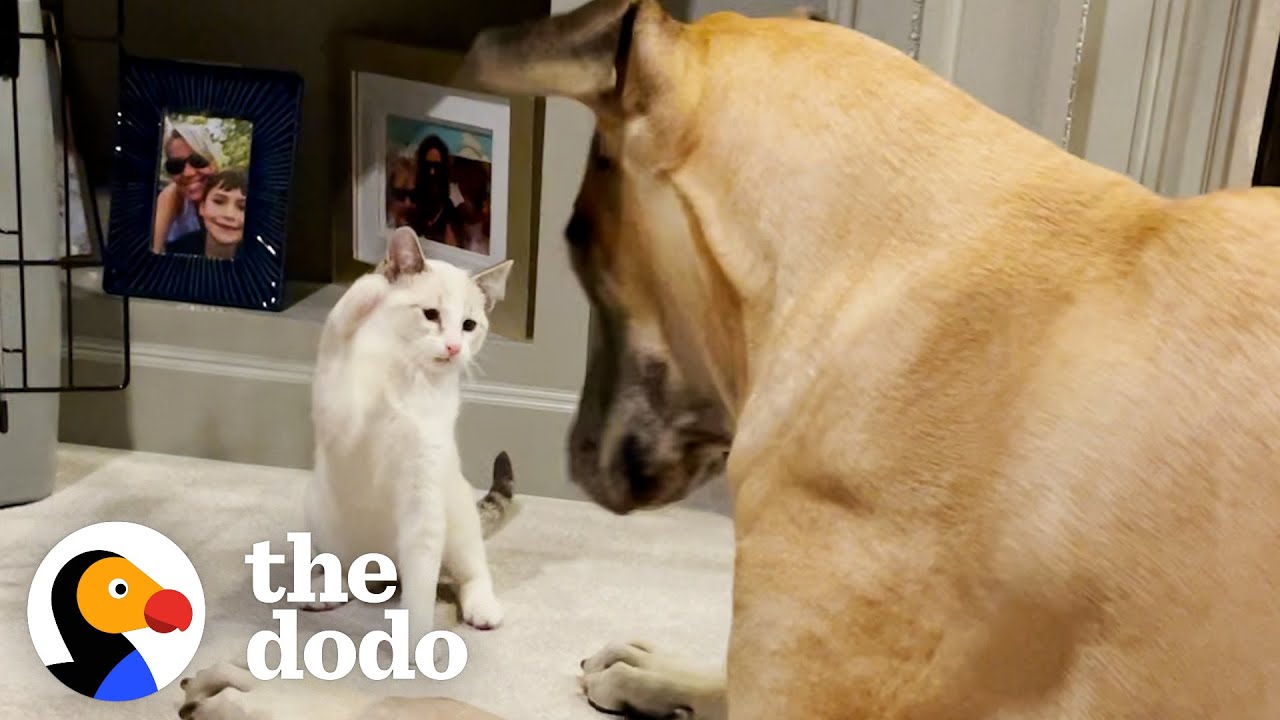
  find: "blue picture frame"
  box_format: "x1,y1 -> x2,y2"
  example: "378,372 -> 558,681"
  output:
103,55 -> 303,312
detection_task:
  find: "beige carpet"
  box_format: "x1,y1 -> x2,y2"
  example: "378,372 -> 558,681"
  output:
0,445 -> 733,718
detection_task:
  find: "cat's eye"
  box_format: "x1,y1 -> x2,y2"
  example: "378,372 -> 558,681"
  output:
462,319 -> 477,332
423,308 -> 440,322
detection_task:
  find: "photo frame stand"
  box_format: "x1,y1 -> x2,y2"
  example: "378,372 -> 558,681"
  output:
0,0 -> 131,434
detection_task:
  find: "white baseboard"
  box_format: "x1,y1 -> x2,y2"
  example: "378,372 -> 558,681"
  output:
70,337 -> 580,415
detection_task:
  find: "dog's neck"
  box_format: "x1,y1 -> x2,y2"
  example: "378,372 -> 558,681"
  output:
667,45 -> 1159,430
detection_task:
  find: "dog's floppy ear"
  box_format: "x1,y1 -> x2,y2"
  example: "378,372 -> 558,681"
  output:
458,0 -> 684,116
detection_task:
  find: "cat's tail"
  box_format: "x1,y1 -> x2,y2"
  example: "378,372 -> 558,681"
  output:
478,451 -> 519,539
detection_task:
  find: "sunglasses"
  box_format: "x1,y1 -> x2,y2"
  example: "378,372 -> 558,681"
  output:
164,152 -> 210,176
389,188 -> 415,202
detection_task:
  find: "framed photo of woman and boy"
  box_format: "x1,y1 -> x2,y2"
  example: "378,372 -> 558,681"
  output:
103,56 -> 303,311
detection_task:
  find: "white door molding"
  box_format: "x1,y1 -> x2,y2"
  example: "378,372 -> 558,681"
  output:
1209,0 -> 1280,189
1072,0 -> 1275,196
916,0 -> 965,82
913,0 -> 1091,143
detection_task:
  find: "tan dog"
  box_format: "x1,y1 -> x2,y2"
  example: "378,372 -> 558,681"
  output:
177,2 -> 1280,719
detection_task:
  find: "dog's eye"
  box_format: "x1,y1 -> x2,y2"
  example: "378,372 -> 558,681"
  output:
423,308 -> 439,322
589,132 -> 613,172
462,319 -> 477,332
565,212 -> 592,248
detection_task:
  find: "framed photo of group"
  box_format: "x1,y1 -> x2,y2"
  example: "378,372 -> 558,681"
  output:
335,37 -> 541,340
102,56 -> 303,312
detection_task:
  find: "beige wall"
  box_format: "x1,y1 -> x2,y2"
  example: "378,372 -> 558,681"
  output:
55,0 -> 1271,515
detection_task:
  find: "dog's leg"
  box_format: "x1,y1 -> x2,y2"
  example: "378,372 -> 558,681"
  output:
178,660 -> 259,719
176,658 -> 376,720
177,659 -> 508,720
580,641 -> 726,720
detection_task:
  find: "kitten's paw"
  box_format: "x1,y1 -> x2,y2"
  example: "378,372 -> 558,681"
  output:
297,600 -> 344,612
460,591 -> 503,630
406,637 -> 453,672
290,566 -> 346,612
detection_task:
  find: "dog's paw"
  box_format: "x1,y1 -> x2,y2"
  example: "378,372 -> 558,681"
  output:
177,661 -> 257,720
578,641 -> 706,719
459,586 -> 503,630
580,640 -> 656,675
178,690 -> 253,720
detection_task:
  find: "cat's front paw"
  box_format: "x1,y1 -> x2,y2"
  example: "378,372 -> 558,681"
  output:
297,600 -> 344,612
459,588 -> 503,630
290,572 -> 346,612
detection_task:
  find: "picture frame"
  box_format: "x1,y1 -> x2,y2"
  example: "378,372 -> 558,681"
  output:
102,55 -> 303,312
334,37 -> 542,340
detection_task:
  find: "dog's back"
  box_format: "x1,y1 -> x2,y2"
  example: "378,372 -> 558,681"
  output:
677,15 -> 1280,718
710,19 -> 1280,718
987,185 -> 1280,717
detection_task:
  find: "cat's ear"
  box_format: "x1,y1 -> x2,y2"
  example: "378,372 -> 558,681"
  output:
382,227 -> 427,282
473,259 -> 514,312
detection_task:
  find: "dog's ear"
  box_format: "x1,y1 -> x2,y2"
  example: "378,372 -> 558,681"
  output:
791,6 -> 831,22
457,0 -> 686,118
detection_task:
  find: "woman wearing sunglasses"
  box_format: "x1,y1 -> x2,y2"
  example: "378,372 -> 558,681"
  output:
385,154 -> 417,229
151,123 -> 221,254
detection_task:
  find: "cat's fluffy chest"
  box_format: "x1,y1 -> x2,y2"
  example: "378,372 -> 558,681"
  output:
302,235 -> 512,631
309,353 -> 465,560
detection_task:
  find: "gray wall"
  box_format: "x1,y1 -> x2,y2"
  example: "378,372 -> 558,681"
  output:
52,0 -> 1263,517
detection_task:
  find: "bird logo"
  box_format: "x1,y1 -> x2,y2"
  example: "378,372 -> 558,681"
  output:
27,521 -> 205,702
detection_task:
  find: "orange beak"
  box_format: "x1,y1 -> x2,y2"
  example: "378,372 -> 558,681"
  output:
143,588 -> 192,633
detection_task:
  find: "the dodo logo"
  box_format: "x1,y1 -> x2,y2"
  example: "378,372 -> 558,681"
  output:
27,521 -> 205,702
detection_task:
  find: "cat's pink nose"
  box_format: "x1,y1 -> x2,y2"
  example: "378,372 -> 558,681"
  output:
445,343 -> 461,357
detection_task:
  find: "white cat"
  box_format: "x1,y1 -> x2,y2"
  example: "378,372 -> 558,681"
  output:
302,226 -> 515,638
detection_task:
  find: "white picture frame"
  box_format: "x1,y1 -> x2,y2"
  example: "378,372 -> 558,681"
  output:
352,70 -> 512,272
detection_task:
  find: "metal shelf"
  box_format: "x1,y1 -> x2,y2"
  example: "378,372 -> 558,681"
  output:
0,0 -> 131,433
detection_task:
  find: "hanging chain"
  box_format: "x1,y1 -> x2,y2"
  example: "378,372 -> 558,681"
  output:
909,0 -> 926,60
1061,0 -> 1092,150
